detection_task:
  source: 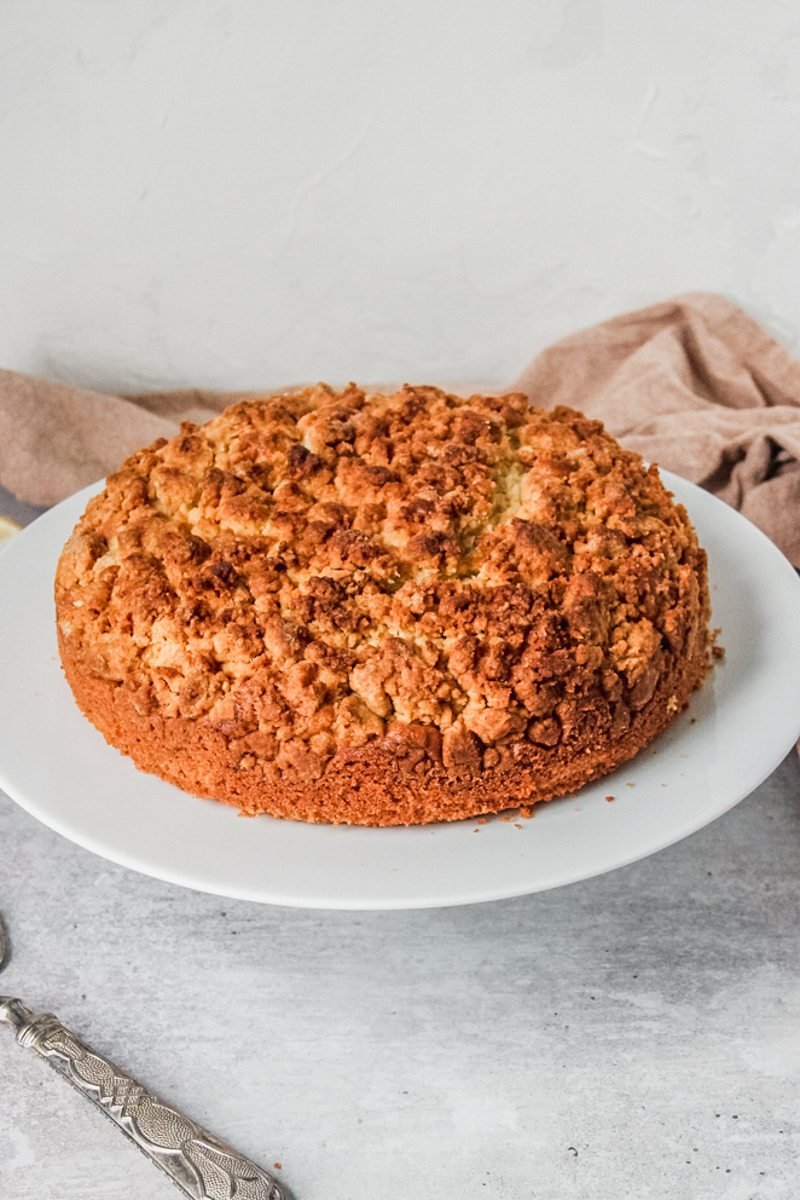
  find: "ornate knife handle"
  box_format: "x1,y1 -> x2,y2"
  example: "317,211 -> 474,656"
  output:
0,996 -> 287,1200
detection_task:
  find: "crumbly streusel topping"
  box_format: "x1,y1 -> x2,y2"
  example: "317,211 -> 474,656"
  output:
56,385 -> 705,780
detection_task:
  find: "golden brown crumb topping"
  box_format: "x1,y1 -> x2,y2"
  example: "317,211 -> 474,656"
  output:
56,385 -> 706,783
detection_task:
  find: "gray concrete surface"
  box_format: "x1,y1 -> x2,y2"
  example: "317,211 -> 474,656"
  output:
1,752 -> 798,1200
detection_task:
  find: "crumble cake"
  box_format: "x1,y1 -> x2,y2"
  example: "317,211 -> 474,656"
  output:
55,385 -> 711,825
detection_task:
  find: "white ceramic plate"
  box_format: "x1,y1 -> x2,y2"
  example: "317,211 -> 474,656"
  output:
1,474 -> 799,909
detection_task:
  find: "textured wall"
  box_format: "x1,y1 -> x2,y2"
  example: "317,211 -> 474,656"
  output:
1,1 -> 799,395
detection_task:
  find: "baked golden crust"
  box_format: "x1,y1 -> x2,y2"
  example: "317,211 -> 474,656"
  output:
55,384 -> 711,825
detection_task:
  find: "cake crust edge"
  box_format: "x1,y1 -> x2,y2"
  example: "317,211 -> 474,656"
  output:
57,617 -> 708,826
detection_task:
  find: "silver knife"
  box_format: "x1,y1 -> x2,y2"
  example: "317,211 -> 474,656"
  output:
0,917 -> 288,1199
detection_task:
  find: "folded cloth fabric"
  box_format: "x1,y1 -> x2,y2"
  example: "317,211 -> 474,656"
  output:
514,293 -> 800,567
0,292 -> 798,564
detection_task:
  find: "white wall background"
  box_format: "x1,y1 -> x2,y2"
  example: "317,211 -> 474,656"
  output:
1,0 -> 799,394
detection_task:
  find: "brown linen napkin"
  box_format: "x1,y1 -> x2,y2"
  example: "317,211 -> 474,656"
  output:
1,292 -> 798,564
